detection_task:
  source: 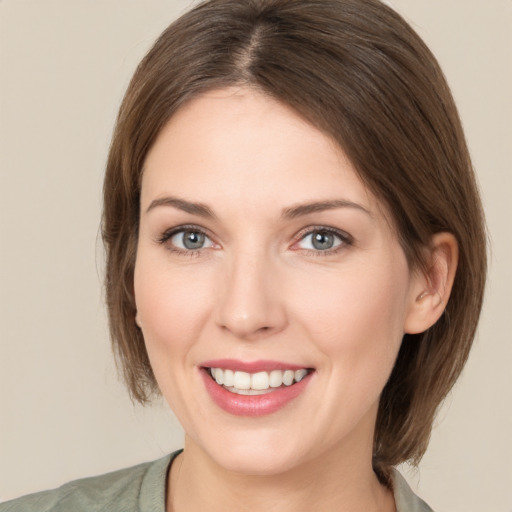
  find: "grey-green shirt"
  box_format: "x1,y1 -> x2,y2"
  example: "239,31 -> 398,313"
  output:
1,450 -> 433,511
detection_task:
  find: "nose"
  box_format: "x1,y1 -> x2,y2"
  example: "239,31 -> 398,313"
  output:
215,249 -> 288,340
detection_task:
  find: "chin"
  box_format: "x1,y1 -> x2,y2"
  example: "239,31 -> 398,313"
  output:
213,448 -> 305,476
191,429 -> 310,476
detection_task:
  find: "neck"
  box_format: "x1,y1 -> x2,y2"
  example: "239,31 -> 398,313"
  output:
167,437 -> 395,512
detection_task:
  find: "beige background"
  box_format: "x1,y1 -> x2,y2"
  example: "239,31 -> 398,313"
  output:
1,1 -> 511,510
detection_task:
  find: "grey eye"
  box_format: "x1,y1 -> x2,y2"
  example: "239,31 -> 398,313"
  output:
312,231 -> 336,250
298,230 -> 342,251
171,230 -> 212,250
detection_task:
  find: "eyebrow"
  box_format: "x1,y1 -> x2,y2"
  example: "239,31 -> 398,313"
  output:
146,196 -> 216,218
281,199 -> 372,219
146,196 -> 371,220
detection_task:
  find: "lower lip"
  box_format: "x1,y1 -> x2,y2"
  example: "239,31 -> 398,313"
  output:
200,369 -> 312,417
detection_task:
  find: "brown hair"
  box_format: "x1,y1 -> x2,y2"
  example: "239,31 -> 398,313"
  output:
102,0 -> 486,482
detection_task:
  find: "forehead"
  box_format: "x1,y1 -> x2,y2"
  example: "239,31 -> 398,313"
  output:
141,87 -> 379,218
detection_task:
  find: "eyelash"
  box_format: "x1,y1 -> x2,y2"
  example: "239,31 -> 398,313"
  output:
156,224 -> 353,257
292,226 -> 353,256
156,224 -> 213,258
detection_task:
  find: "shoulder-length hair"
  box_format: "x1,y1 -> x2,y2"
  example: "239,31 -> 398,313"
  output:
102,0 -> 486,483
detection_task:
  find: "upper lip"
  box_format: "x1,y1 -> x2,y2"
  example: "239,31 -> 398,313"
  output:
200,359 -> 312,373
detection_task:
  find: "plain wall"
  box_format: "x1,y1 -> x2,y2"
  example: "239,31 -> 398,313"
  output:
1,1 -> 511,510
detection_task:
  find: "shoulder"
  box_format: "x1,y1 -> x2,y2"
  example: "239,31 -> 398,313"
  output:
392,468 -> 435,512
0,452 -> 179,512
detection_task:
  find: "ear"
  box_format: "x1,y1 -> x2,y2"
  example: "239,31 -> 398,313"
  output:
135,311 -> 142,329
404,232 -> 459,334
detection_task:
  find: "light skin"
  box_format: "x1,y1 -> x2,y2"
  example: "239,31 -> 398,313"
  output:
134,87 -> 458,512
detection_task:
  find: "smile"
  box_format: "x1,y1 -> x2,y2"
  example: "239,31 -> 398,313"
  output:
208,367 -> 310,395
200,360 -> 314,416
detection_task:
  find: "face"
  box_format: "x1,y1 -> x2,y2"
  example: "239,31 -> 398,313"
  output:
135,87 -> 421,476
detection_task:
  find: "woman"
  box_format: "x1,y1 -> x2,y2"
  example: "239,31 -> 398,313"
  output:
2,0 -> 486,511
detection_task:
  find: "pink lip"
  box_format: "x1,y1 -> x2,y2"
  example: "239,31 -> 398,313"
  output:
201,359 -> 309,372
200,367 -> 313,417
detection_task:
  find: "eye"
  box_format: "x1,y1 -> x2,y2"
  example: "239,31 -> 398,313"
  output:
159,227 -> 216,252
295,228 -> 350,252
171,229 -> 214,250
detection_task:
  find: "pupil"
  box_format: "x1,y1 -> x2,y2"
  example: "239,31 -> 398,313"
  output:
183,231 -> 204,249
312,231 -> 334,250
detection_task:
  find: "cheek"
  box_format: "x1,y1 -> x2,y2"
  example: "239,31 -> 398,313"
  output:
134,256 -> 212,348
292,256 -> 410,369
133,254 -> 215,418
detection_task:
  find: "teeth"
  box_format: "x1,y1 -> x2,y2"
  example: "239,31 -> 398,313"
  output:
269,370 -> 283,388
283,370 -> 294,386
209,367 -> 310,393
214,368 -> 223,385
223,369 -> 234,387
251,371 -> 269,390
233,371 -> 251,390
295,369 -> 307,382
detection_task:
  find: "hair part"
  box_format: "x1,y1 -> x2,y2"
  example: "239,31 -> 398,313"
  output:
102,0 -> 487,483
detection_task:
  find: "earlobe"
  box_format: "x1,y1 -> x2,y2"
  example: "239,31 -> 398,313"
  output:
404,232 -> 458,334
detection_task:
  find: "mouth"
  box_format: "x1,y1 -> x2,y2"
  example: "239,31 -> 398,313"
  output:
206,367 -> 312,395
199,360 -> 315,416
